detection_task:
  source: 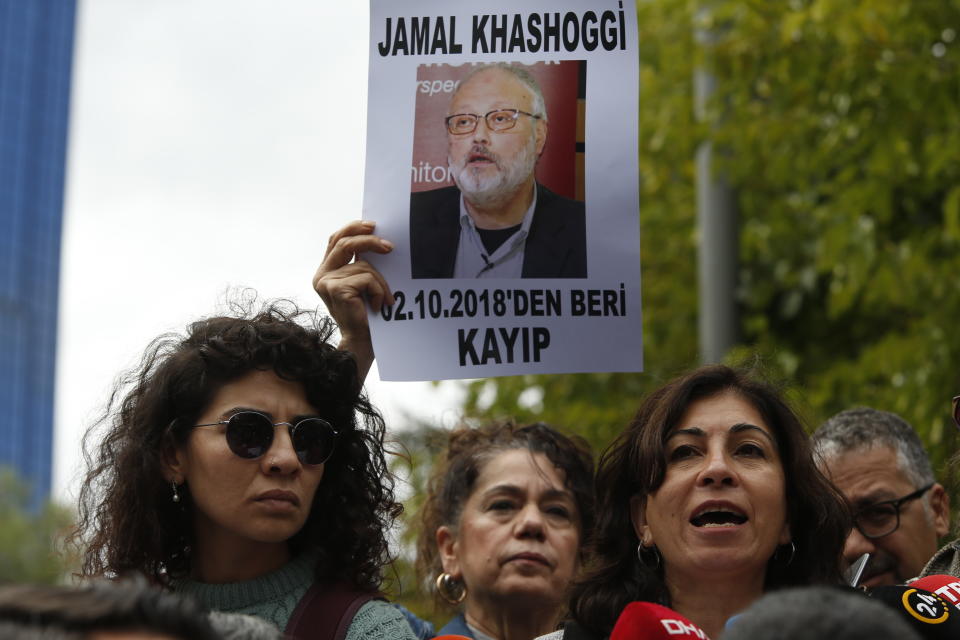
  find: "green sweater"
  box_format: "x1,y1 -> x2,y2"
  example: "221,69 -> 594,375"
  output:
173,553 -> 416,640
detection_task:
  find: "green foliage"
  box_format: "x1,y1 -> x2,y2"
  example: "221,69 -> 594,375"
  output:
705,0 -> 960,476
0,468 -> 77,584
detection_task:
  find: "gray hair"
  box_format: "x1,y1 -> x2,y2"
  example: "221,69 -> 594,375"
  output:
813,407 -> 935,488
453,62 -> 548,122
723,587 -> 922,640
0,579 -> 219,640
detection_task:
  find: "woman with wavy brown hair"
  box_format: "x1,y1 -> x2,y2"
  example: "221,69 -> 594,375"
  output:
70,299 -> 416,640
415,421 -> 595,640
544,364 -> 850,640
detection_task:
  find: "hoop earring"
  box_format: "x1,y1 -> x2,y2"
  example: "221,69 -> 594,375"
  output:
171,481 -> 181,503
435,572 -> 466,605
637,543 -> 661,571
774,541 -> 796,567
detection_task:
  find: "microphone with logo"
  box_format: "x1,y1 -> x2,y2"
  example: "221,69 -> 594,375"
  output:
910,575 -> 960,612
867,584 -> 960,640
609,602 -> 710,640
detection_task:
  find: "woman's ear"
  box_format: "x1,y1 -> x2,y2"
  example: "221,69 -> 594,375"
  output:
161,432 -> 187,484
629,495 -> 654,547
436,525 -> 461,579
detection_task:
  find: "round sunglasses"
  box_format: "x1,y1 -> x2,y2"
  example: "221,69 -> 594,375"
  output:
193,411 -> 338,465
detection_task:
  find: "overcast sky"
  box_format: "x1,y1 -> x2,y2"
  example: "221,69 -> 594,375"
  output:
54,1 -> 464,502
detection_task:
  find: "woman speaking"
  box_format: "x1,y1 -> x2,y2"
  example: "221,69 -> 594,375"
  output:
552,365 -> 850,640
71,300 -> 416,640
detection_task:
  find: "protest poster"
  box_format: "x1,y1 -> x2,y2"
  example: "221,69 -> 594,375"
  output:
363,0 -> 641,381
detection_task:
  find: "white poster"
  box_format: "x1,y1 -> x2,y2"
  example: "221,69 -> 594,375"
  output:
363,0 -> 641,381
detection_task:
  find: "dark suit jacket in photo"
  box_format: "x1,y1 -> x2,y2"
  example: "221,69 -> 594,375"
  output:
409,183 -> 587,278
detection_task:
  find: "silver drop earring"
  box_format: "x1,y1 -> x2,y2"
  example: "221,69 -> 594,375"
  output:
171,481 -> 180,503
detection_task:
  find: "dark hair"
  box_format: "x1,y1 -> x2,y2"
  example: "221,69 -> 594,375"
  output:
570,364 -> 850,637
0,579 -> 220,640
71,298 -> 402,589
416,420 -> 595,610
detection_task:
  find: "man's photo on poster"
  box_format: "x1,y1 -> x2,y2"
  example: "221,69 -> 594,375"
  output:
409,61 -> 587,279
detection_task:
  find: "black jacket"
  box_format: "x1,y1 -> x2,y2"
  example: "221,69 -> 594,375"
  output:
409,183 -> 587,278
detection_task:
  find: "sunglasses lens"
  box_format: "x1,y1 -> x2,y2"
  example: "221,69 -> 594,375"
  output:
291,418 -> 337,465
225,412 -> 273,459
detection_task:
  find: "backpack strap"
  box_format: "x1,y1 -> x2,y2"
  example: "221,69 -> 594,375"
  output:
284,581 -> 383,640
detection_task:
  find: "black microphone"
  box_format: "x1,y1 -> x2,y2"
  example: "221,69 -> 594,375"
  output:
911,575 -> 960,612
868,584 -> 960,639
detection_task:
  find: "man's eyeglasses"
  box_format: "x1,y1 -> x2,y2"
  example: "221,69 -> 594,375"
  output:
952,395 -> 959,430
194,411 -> 338,466
445,109 -> 541,135
852,483 -> 934,539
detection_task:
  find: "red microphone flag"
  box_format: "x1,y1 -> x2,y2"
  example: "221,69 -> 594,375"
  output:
609,602 -> 711,640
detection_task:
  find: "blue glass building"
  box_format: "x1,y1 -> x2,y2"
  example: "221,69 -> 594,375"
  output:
0,1 -> 77,503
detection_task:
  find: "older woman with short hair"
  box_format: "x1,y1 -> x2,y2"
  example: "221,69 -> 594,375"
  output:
417,421 -> 595,640
311,222 -> 597,638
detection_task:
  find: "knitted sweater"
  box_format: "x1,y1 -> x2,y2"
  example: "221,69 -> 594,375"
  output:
920,538 -> 960,578
173,553 -> 416,640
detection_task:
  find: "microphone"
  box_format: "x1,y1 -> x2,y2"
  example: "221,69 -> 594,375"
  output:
609,602 -> 710,640
432,636 -> 472,640
867,584 -> 960,639
911,575 -> 960,611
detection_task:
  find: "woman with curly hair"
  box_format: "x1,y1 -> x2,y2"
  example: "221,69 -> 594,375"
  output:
71,299 -> 416,640
416,421 -> 595,640
543,364 -> 850,640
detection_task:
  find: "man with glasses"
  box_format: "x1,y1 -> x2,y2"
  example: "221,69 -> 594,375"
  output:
410,63 -> 586,279
918,395 -> 960,578
813,407 -> 950,586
